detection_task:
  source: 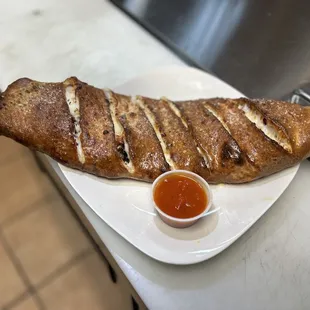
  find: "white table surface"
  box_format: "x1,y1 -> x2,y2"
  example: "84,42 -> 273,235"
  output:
1,0 -> 310,309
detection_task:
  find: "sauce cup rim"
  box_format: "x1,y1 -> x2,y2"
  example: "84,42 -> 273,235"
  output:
151,170 -> 213,223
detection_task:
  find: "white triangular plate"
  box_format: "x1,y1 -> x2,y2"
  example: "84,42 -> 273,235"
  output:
60,66 -> 299,265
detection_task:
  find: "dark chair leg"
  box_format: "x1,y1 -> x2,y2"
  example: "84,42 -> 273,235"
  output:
108,263 -> 117,283
131,296 -> 139,310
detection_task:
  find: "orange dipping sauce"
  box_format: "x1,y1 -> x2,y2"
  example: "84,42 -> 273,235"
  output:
153,174 -> 208,219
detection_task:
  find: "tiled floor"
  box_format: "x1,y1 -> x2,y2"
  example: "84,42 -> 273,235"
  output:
0,137 -> 131,310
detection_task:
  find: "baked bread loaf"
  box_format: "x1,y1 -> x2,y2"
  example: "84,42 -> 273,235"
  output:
0,77 -> 309,183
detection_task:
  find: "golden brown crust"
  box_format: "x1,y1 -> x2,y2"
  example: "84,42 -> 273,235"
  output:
176,100 -> 257,183
0,78 -> 78,166
142,97 -> 210,179
1,77 -> 309,184
205,99 -> 295,178
75,80 -> 129,178
111,93 -> 169,180
238,98 -> 292,154
252,99 -> 310,159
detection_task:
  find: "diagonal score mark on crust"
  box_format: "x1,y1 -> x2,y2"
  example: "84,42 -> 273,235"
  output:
196,145 -> 211,169
203,102 -> 232,134
103,89 -> 124,137
163,98 -> 210,168
65,84 -> 85,164
239,103 -> 292,153
103,89 -> 135,174
161,97 -> 188,128
201,101 -> 248,168
132,95 -> 176,170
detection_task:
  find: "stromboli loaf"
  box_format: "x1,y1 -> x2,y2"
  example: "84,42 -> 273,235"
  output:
0,77 -> 309,183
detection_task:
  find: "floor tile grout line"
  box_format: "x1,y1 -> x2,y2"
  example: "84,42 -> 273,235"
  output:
0,229 -> 47,310
30,293 -> 45,310
1,191 -> 60,228
1,290 -> 31,310
1,292 -> 45,310
0,242 -> 92,310
43,169 -> 112,267
0,151 -> 108,309
3,250 -> 93,309
24,160 -> 109,269
41,166 -> 117,282
35,248 -> 93,290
